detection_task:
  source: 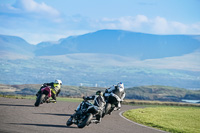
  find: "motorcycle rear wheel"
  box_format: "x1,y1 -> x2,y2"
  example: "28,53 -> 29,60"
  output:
105,103 -> 112,115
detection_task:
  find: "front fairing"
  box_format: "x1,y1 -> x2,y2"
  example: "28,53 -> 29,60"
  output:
73,101 -> 97,124
73,112 -> 89,125
87,105 -> 99,114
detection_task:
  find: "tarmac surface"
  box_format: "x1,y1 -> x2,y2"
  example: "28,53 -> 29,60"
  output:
0,97 -> 166,133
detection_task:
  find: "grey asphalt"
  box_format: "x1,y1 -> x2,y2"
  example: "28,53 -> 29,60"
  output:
0,97 -> 166,133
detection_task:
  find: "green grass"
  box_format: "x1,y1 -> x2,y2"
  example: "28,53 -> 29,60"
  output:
0,94 -> 82,102
56,97 -> 82,102
123,106 -> 200,133
123,99 -> 200,107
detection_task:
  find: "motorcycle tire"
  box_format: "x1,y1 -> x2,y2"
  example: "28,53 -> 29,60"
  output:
77,113 -> 93,128
34,94 -> 45,107
105,103 -> 112,115
66,117 -> 73,126
102,109 -> 106,118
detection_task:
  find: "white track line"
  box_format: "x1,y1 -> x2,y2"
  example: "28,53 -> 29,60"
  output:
119,111 -> 168,133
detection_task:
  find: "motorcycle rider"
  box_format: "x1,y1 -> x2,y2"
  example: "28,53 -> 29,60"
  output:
36,79 -> 62,103
84,91 -> 106,123
68,91 -> 105,124
67,96 -> 90,125
104,82 -> 125,111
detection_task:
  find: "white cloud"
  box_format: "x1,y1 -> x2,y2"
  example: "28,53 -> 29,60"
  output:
94,15 -> 149,31
0,0 -> 60,20
117,15 -> 149,29
192,23 -> 200,30
14,0 -> 60,16
151,17 -> 190,34
152,16 -> 169,34
171,21 -> 188,33
92,15 -> 200,35
191,23 -> 200,34
118,16 -> 133,29
134,15 -> 149,26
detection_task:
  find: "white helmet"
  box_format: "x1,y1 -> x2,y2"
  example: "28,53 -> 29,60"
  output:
117,82 -> 124,91
55,79 -> 62,85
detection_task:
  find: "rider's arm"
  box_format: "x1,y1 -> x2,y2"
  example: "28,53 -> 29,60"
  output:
107,85 -> 116,93
45,82 -> 54,87
56,89 -> 61,96
85,95 -> 95,100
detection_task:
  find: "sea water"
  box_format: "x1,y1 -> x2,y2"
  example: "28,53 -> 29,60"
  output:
182,99 -> 200,103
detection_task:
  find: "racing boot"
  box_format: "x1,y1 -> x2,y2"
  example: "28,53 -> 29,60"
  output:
50,99 -> 57,103
95,115 -> 102,123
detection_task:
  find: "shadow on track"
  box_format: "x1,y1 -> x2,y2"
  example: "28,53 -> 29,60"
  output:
9,123 -> 77,129
34,113 -> 72,116
0,103 -> 34,107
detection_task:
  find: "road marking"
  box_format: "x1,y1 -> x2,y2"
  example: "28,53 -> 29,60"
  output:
119,111 -> 168,133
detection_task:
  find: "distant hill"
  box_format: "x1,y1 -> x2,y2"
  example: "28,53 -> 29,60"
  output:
35,29 -> 200,59
0,34 -> 35,57
126,85 -> 200,102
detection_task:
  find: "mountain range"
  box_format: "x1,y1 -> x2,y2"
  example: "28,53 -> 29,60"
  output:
1,29 -> 200,59
36,30 -> 200,60
0,29 -> 200,89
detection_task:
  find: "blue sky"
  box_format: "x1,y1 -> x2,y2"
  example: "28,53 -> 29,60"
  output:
0,0 -> 200,44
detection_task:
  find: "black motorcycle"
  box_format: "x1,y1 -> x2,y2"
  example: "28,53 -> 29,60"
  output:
66,100 -> 102,128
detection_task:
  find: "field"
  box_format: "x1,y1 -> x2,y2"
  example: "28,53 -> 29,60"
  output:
1,58 -> 200,89
123,106 -> 200,133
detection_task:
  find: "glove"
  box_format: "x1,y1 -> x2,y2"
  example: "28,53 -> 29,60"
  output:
43,83 -> 47,87
83,96 -> 86,100
105,89 -> 108,93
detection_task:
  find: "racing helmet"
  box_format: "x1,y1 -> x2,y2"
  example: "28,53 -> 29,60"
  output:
117,82 -> 124,90
96,90 -> 103,96
55,79 -> 62,85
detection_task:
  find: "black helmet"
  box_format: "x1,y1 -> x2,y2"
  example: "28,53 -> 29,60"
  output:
96,90 -> 103,96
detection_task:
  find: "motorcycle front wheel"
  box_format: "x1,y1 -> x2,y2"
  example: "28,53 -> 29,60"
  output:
77,113 -> 93,128
66,117 -> 73,126
34,94 -> 45,107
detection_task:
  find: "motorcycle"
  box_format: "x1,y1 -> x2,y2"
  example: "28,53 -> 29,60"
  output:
34,86 -> 52,107
66,100 -> 102,128
104,93 -> 121,115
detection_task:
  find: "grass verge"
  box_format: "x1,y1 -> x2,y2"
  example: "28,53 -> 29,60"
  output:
123,106 -> 200,133
0,94 -> 82,102
123,99 -> 200,107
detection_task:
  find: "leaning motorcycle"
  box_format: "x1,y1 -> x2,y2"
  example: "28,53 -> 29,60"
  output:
66,100 -> 101,128
104,93 -> 121,115
34,86 -> 52,107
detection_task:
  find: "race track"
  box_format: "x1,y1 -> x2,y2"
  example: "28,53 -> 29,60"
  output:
0,97 -> 166,133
